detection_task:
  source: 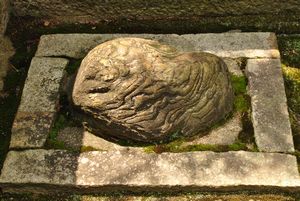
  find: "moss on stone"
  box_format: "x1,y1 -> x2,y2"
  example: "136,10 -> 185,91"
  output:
282,65 -> 300,114
230,74 -> 250,114
278,35 -> 300,68
234,95 -> 250,113
282,64 -> 300,151
230,74 -> 255,147
143,140 -> 254,154
80,146 -> 102,152
46,114 -> 67,149
231,74 -> 247,94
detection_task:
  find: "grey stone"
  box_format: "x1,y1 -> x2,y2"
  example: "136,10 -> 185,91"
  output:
57,127 -> 84,150
181,33 -> 279,58
57,114 -> 242,151
57,127 -> 129,151
0,150 -> 299,193
10,57 -> 69,149
18,57 -> 69,113
35,33 -> 279,59
11,1 -> 300,31
181,114 -> 242,146
36,34 -> 104,59
246,59 -> 294,152
222,58 -> 244,76
9,112 -> 55,148
72,37 -> 234,142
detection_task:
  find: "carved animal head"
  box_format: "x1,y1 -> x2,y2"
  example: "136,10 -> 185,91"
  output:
72,38 -> 233,142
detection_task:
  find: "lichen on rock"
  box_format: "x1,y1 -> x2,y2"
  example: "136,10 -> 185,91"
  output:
72,38 -> 233,143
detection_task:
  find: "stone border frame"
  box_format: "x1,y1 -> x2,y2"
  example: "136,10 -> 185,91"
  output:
0,33 -> 299,193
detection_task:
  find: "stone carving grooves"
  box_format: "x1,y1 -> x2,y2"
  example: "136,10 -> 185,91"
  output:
72,38 -> 234,142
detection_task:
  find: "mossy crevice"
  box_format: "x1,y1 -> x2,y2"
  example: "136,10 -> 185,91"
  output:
278,35 -> 300,68
282,65 -> 300,151
144,140 -> 258,154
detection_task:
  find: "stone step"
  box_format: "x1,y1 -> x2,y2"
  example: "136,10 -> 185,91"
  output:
246,59 -> 294,152
35,32 -> 280,59
9,57 -> 69,149
0,150 -> 299,193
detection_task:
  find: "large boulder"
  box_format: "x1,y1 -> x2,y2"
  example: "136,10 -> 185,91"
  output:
72,38 -> 233,143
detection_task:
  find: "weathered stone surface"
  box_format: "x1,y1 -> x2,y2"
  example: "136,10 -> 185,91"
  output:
36,34 -> 104,59
35,33 -> 280,59
10,112 -> 54,148
10,57 -> 69,149
58,113 -> 242,152
11,1 -> 300,27
246,59 -> 294,152
72,38 -> 234,142
1,150 -> 299,193
181,114 -> 242,146
18,57 -> 69,113
181,33 -> 279,58
222,58 -> 244,76
0,36 -> 14,91
0,0 -> 9,35
57,127 -> 133,152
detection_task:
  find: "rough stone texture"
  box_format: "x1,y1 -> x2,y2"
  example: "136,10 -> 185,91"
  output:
72,38 -> 234,142
57,127 -> 133,152
0,150 -> 299,193
0,0 -> 9,35
10,57 -> 69,148
181,114 -> 242,146
10,112 -> 54,148
246,59 -> 294,152
35,33 -> 280,59
222,58 -> 244,76
0,36 -> 14,91
18,57 -> 69,113
57,114 -> 242,151
11,1 -> 300,26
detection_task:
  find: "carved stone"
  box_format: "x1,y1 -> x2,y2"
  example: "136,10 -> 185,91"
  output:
72,38 -> 234,142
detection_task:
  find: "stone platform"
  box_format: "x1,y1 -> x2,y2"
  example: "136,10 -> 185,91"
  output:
1,150 -> 299,193
1,32 -> 299,193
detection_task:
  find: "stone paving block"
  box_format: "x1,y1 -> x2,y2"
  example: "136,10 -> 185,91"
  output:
0,150 -> 299,193
10,112 -> 54,148
181,33 -> 279,58
57,113 -> 242,152
10,57 -> 69,149
57,127 -> 131,152
35,33 -> 279,59
181,114 -> 242,146
246,59 -> 294,152
18,57 -> 69,113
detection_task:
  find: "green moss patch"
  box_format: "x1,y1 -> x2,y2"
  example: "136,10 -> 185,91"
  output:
231,74 -> 250,113
46,114 -> 67,149
278,35 -> 300,68
80,146 -> 102,152
143,139 -> 257,154
282,65 -> 300,151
